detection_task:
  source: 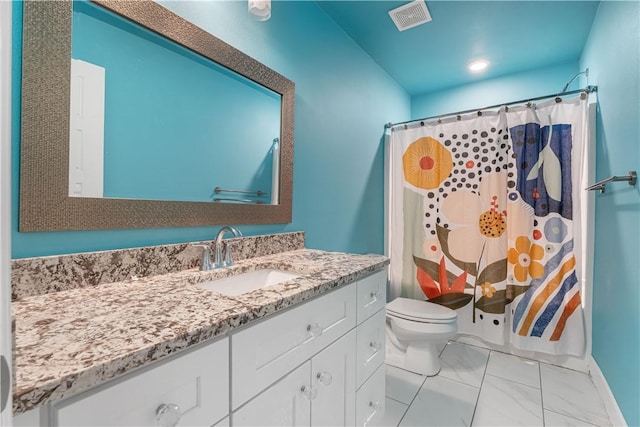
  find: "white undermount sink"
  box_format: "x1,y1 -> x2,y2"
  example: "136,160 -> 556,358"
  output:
198,269 -> 301,296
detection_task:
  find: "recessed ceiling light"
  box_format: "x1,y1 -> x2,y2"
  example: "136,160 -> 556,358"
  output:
468,59 -> 489,72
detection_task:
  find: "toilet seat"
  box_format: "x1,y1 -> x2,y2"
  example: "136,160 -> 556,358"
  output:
387,297 -> 457,324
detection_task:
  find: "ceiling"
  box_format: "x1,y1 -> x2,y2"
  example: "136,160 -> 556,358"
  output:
318,1 -> 599,96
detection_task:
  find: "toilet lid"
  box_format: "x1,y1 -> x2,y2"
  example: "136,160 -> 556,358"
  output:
387,297 -> 457,323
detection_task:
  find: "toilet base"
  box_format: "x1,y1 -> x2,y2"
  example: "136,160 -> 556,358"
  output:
385,307 -> 457,377
385,337 -> 442,376
405,342 -> 441,376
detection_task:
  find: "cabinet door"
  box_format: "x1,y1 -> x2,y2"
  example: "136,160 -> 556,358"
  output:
311,330 -> 356,427
232,361 -> 311,427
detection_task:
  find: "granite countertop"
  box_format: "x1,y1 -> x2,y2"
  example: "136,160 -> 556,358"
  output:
12,249 -> 389,414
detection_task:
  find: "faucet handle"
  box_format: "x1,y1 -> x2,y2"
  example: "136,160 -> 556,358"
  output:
191,244 -> 214,271
224,246 -> 234,267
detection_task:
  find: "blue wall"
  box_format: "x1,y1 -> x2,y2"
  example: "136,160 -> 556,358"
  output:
411,61 -> 579,119
11,1 -> 410,258
579,2 -> 640,425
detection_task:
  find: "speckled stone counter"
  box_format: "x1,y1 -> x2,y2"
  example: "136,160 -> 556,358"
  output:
13,249 -> 389,414
12,232 -> 305,300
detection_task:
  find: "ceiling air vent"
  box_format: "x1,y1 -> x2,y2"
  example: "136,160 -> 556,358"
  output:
388,0 -> 432,32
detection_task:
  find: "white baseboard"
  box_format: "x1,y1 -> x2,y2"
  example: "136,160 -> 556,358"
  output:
588,355 -> 627,426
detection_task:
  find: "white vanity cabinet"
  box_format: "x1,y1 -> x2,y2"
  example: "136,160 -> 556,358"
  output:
231,269 -> 386,427
15,268 -> 388,427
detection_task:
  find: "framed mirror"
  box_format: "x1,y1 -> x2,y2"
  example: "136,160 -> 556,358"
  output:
20,0 -> 294,231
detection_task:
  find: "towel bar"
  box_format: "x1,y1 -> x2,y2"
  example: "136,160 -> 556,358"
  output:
585,171 -> 637,193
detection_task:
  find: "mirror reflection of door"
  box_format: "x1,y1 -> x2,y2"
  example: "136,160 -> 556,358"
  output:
68,1 -> 282,205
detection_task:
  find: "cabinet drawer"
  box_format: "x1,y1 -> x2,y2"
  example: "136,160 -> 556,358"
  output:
53,338 -> 229,426
356,309 -> 386,388
356,269 -> 387,324
355,363 -> 386,427
232,284 -> 356,409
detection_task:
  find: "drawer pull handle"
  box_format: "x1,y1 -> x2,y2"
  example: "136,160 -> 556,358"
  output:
316,371 -> 333,386
300,385 -> 318,400
156,403 -> 181,427
369,291 -> 379,302
307,323 -> 323,338
370,341 -> 382,352
364,401 -> 380,426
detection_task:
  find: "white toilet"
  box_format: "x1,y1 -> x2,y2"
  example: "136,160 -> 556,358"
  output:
385,297 -> 458,376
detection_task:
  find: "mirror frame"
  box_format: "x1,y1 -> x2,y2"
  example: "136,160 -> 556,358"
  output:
20,0 -> 294,231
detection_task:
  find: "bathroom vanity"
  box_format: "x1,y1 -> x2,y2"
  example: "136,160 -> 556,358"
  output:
11,234 -> 388,426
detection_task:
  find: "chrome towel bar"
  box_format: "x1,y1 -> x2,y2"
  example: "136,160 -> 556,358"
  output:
213,186 -> 268,197
213,197 -> 266,204
586,171 -> 637,193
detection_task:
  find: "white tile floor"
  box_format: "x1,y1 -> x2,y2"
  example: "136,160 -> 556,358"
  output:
379,341 -> 612,427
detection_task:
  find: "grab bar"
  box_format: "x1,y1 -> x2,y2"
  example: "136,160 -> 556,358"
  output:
585,171 -> 636,193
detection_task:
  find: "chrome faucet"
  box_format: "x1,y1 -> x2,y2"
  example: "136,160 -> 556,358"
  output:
214,226 -> 243,268
192,226 -> 242,271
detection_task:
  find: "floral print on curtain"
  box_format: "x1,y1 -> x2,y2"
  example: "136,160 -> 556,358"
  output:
394,100 -> 587,355
508,122 -> 582,343
401,113 -> 521,345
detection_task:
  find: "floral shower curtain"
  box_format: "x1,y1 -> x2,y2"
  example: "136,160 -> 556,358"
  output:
388,96 -> 590,355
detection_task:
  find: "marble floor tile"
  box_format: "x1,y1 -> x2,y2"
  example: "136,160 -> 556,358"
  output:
544,409 -> 597,426
385,365 -> 426,405
377,398 -> 408,427
453,336 -> 493,351
472,375 -> 543,426
485,351 -> 541,388
540,364 -> 611,426
399,375 -> 479,427
439,341 -> 490,388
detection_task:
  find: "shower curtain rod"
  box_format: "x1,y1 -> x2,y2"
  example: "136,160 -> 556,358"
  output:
385,85 -> 597,130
